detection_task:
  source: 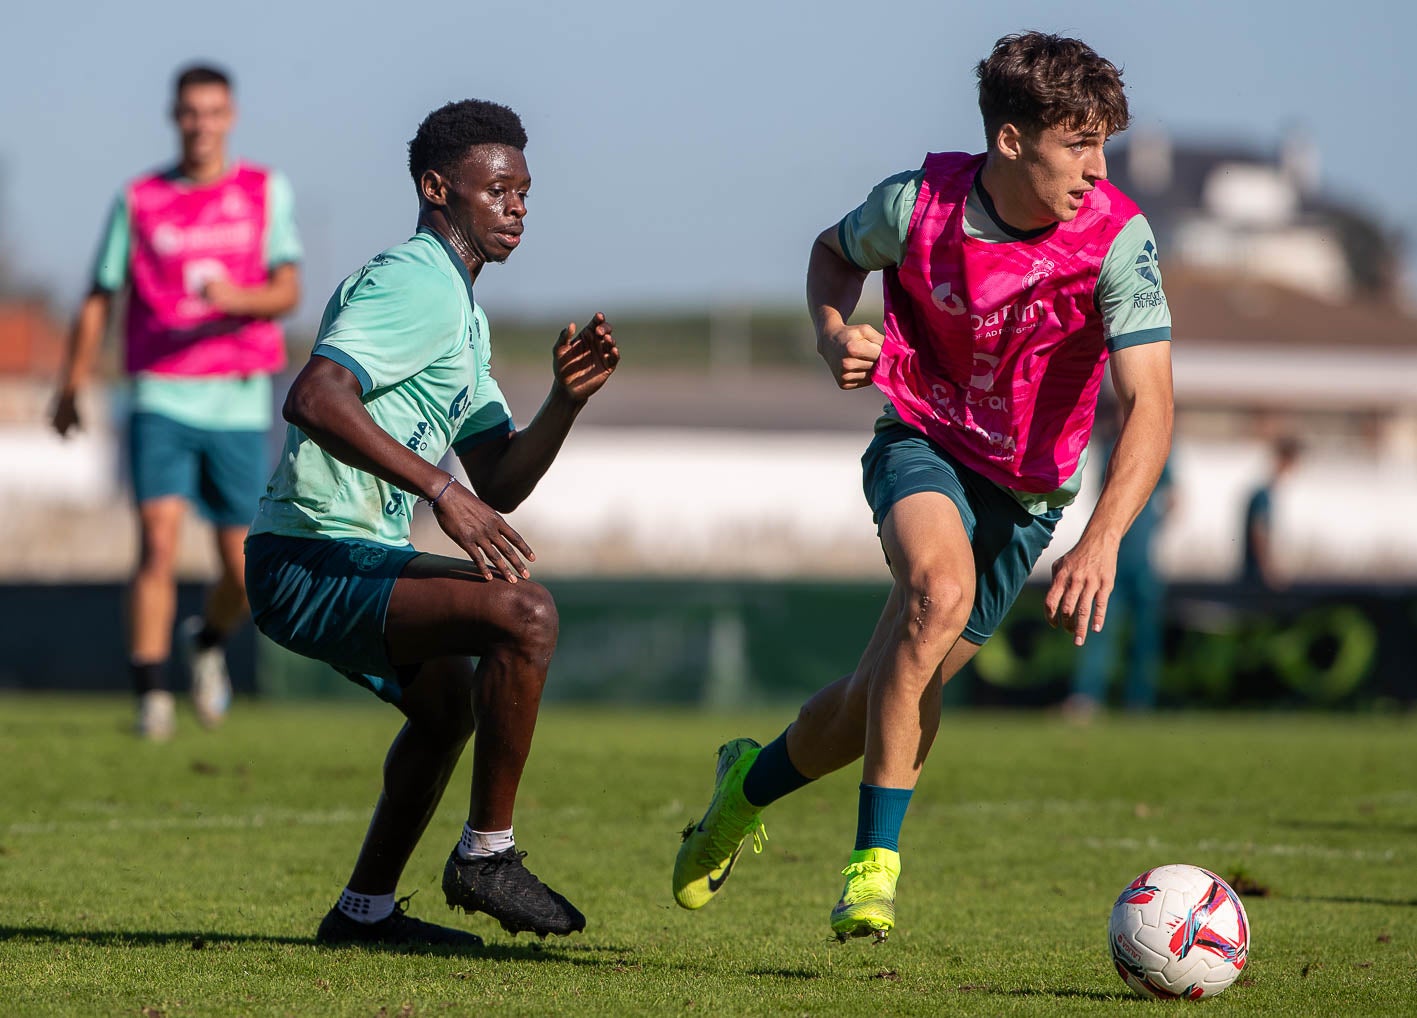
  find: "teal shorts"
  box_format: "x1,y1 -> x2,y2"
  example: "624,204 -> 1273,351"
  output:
244,532 -> 423,703
129,411 -> 268,526
861,424 -> 1062,643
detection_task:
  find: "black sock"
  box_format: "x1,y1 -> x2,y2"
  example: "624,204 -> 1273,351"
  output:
195,623 -> 225,651
131,661 -> 166,696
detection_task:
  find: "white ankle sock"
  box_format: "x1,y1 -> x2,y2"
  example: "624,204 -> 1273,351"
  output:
456,823 -> 514,860
337,888 -> 396,924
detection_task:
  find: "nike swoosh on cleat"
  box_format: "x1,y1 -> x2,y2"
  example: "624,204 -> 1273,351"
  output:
706,845 -> 744,892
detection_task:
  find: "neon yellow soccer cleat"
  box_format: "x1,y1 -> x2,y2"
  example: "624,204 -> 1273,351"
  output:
673,738 -> 767,910
830,847 -> 901,943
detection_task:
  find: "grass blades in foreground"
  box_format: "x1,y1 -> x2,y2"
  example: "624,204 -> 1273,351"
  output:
0,695 -> 1413,1016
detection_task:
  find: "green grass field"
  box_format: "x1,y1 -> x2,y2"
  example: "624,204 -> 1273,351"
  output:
1,695 -> 1413,1016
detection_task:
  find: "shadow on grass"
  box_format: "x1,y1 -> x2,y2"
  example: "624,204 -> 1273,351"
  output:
0,924 -> 636,962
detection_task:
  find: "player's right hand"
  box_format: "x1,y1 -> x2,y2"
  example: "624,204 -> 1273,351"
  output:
51,390 -> 81,437
818,323 -> 884,390
430,479 -> 536,583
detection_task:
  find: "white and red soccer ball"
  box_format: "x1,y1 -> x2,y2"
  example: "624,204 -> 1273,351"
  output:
1109,864 -> 1250,1000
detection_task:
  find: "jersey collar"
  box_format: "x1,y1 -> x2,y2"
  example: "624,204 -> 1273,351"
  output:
972,169 -> 1054,241
418,226 -> 476,307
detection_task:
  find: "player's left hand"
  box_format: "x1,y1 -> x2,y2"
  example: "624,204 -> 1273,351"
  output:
1043,534 -> 1119,646
553,312 -> 620,404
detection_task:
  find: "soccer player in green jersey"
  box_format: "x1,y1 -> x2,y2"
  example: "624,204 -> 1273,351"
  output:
245,100 -> 619,946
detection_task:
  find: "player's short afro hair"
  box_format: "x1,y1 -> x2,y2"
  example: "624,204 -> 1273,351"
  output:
408,100 -> 527,183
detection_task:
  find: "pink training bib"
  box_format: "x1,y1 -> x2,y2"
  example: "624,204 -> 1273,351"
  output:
124,163 -> 285,376
875,152 -> 1138,492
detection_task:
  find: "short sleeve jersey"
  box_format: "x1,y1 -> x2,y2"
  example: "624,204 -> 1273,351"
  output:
838,168 -> 1171,511
89,166 -> 303,431
838,169 -> 1171,350
249,228 -> 513,546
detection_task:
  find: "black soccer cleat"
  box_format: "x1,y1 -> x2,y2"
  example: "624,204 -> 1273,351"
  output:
442,847 -> 586,938
315,896 -> 484,949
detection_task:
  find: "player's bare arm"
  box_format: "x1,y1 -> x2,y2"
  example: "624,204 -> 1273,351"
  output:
807,228 -> 883,390
51,289 -> 113,436
202,262 -> 301,318
1045,341 -> 1174,644
458,313 -> 620,514
283,355 -> 533,582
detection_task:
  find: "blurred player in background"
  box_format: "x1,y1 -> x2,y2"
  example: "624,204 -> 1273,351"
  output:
51,64 -> 301,740
674,32 -> 1174,942
1242,435 -> 1302,592
245,100 -> 618,947
1065,393 -> 1176,719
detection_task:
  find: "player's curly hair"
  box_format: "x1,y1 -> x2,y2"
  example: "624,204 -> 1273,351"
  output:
408,100 -> 527,183
976,32 -> 1130,143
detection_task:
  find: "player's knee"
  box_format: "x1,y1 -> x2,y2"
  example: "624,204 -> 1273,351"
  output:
896,574 -> 970,646
136,537 -> 181,576
506,581 -> 559,660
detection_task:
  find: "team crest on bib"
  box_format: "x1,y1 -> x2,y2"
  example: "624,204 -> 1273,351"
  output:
349,545 -> 389,572
1024,257 -> 1056,286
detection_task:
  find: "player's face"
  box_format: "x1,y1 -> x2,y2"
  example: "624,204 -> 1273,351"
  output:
1016,123 -> 1109,226
173,83 -> 234,167
442,144 -> 530,265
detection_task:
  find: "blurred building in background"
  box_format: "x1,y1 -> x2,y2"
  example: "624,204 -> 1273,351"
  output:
2,130 -> 1416,586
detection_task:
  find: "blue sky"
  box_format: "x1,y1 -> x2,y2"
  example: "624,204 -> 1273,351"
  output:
1,0 -> 1410,327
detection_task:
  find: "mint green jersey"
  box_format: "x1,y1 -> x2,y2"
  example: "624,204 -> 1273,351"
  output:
249,228 -> 513,546
91,166 -> 302,431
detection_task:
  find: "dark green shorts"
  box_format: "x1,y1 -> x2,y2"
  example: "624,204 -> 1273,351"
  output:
861,424 -> 1062,642
244,532 -> 423,703
128,411 -> 267,526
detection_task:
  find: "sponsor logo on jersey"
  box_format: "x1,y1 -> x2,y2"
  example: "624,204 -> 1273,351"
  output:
1134,240 -> 1160,287
971,299 -> 1046,340
150,220 -> 257,256
930,281 -> 967,315
450,386 -> 470,421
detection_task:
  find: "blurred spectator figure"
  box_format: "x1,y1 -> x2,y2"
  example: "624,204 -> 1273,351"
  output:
1242,436 -> 1303,592
49,63 -> 302,740
1064,404 -> 1175,719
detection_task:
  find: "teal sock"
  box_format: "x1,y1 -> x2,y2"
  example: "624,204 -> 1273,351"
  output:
741,728 -> 814,808
854,783 -> 914,852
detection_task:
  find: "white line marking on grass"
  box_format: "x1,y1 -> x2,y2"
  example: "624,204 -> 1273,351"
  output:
5,808 -> 366,836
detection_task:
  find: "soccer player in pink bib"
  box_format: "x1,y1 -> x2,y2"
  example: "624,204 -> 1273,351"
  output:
674,32 -> 1174,942
51,65 -> 301,739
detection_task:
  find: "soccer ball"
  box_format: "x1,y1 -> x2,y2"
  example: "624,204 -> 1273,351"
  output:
1108,864 -> 1250,1000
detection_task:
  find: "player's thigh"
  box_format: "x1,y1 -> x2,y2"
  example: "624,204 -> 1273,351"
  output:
862,424 -> 978,609
129,412 -> 200,508
384,553 -> 558,668
244,533 -> 422,701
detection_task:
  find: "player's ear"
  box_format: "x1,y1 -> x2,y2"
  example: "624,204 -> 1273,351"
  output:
419,169 -> 449,208
995,122 -> 1023,161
